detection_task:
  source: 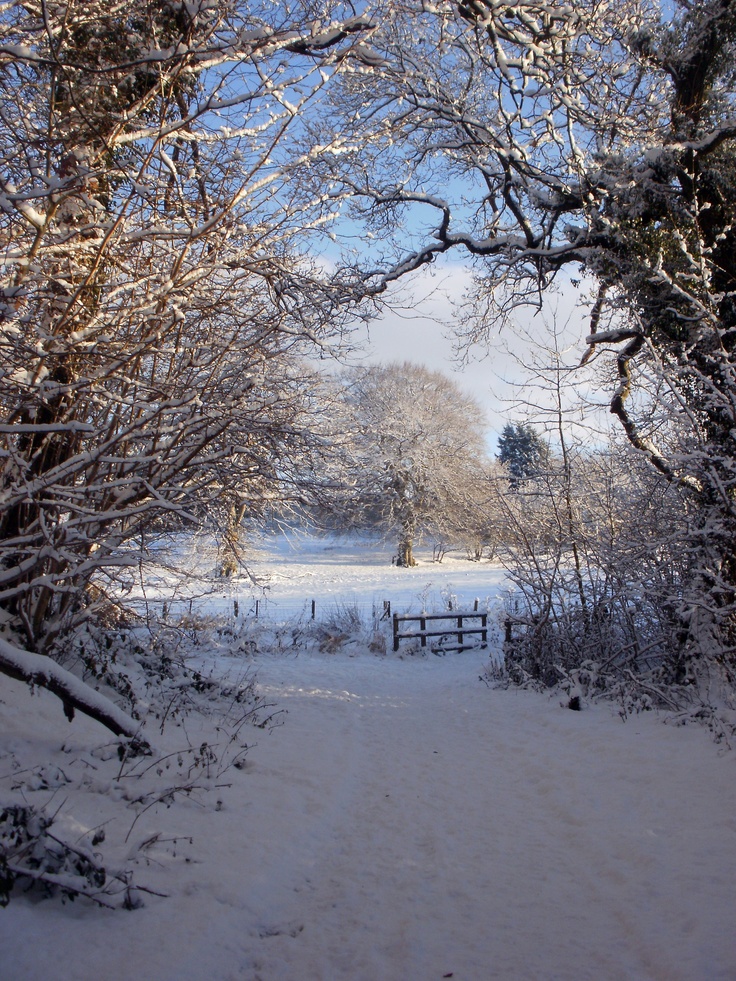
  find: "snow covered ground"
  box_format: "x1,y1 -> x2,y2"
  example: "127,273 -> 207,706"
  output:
2,537 -> 735,980
129,532 -> 509,624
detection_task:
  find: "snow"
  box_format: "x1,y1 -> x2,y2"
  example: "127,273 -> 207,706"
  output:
129,533 -> 508,624
0,636 -> 141,740
2,537 -> 735,980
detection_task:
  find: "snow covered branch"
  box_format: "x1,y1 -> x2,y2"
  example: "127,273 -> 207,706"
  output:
0,636 -> 146,744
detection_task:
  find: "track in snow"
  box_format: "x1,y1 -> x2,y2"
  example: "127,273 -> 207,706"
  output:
4,647 -> 734,981
227,651 -> 736,981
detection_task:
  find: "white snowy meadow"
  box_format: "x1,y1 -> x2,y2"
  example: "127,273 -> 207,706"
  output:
1,536 -> 734,981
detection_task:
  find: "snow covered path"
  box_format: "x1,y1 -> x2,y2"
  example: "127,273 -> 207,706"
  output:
4,648 -> 735,981
235,652 -> 736,981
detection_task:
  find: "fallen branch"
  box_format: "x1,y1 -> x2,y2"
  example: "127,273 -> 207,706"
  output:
0,636 -> 149,748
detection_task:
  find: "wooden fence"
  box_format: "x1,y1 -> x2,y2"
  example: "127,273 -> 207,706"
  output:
392,611 -> 488,653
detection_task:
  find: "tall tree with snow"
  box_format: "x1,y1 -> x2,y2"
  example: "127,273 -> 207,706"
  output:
338,362 -> 489,567
322,0 -> 736,672
0,1 -> 375,724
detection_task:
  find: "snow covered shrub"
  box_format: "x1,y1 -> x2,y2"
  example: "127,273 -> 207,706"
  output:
494,433 -> 736,735
225,598 -> 398,659
319,601 -> 365,636
500,573 -> 672,691
313,600 -> 379,653
500,553 -> 736,740
0,803 -> 139,909
368,631 -> 387,655
51,617 -> 268,732
0,603 -> 283,910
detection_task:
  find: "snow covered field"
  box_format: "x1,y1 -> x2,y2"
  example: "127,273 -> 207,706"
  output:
2,537 -> 735,980
130,532 -> 509,625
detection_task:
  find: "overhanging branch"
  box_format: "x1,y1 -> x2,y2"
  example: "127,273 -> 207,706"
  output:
0,637 -> 149,747
584,324 -> 702,493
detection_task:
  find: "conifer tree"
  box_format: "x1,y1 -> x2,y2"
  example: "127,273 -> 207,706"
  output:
497,423 -> 549,486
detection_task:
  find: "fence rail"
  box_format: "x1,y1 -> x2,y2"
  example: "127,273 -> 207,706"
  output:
134,595 -> 492,651
392,611 -> 488,653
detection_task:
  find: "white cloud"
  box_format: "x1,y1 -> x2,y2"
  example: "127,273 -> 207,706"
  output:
348,263 -> 607,449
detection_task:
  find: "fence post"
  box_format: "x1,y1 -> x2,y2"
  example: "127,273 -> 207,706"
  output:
474,598 -> 479,612
420,615 -> 427,649
457,614 -> 463,649
255,599 -> 259,619
311,599 -> 316,620
393,612 -> 400,652
481,613 -> 487,646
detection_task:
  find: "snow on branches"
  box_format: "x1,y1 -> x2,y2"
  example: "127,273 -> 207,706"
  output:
0,0 -> 377,659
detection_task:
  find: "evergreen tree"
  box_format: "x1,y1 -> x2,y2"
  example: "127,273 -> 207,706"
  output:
497,423 -> 548,485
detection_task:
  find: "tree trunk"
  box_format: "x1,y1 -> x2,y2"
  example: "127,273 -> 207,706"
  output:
396,537 -> 416,567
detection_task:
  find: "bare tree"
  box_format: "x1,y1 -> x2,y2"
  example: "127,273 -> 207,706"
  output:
338,362 -> 489,566
424,457 -> 507,562
325,0 -> 736,669
490,322 -> 703,706
0,0 -> 377,730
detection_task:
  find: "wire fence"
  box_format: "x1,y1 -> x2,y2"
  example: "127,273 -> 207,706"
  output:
132,591 -> 498,629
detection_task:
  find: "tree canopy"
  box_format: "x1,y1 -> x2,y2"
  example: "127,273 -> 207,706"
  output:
0,0 -> 383,735
338,362 -> 488,566
0,0 -> 375,660
322,0 -> 736,663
